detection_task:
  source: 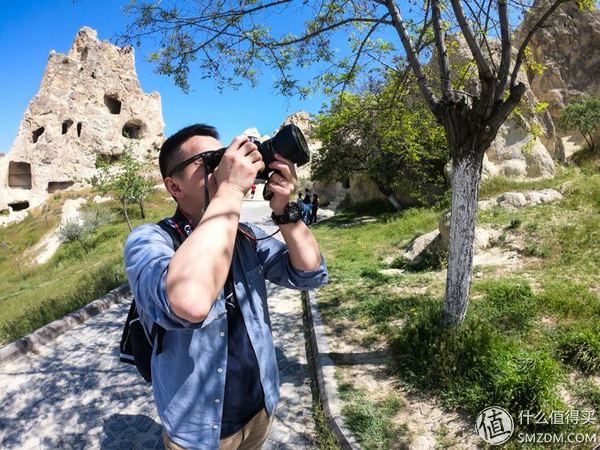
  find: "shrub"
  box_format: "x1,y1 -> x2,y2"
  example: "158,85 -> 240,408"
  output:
556,325 -> 600,374
58,219 -> 93,253
391,301 -> 563,420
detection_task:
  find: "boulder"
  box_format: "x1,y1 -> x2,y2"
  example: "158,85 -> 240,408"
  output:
402,230 -> 442,267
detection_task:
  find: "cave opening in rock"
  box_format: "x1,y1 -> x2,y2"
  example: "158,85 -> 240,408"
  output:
47,181 -> 74,193
104,94 -> 122,115
8,201 -> 30,212
32,127 -> 45,144
77,122 -> 82,137
62,119 -> 74,135
8,161 -> 32,189
122,120 -> 145,139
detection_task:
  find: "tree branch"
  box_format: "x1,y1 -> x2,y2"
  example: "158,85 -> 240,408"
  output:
432,0 -> 451,97
384,0 -> 438,112
495,0 -> 512,101
449,0 -> 494,80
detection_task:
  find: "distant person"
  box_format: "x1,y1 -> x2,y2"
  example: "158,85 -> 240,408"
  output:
250,183 -> 256,199
296,192 -> 303,208
310,193 -> 319,225
302,190 -> 312,225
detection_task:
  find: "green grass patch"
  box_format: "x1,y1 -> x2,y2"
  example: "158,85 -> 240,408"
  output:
337,373 -> 407,449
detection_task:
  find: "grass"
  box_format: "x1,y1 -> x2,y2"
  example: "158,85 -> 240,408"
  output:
311,164 -> 600,446
336,371 -> 407,449
0,188 -> 176,344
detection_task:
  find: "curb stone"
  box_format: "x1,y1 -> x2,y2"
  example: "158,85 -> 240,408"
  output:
0,283 -> 131,365
303,289 -> 360,450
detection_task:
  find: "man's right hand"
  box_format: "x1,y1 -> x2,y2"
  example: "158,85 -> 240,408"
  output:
213,136 -> 265,195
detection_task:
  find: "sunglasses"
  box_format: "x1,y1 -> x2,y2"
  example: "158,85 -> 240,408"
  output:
166,149 -> 225,178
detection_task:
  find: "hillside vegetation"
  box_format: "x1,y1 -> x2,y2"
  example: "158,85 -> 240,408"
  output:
311,163 -> 600,448
0,189 -> 175,344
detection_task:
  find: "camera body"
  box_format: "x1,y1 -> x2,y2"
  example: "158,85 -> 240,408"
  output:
203,124 -> 310,181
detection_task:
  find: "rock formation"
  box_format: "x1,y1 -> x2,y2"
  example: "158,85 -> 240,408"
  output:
517,1 -> 600,157
0,27 -> 164,223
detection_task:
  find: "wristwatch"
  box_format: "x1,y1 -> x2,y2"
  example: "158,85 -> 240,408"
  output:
271,202 -> 302,225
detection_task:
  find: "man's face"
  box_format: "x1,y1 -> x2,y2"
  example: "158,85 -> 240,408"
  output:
165,135 -> 223,211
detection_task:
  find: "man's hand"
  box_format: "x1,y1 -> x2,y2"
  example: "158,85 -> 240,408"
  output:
267,153 -> 297,214
214,136 -> 264,196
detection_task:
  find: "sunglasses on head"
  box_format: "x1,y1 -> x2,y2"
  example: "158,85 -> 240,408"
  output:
166,149 -> 225,178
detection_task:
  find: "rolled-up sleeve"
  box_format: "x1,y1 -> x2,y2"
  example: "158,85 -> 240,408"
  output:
124,224 -> 223,330
246,223 -> 329,290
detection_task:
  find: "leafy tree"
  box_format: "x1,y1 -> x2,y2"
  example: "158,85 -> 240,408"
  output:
121,0 -> 591,326
560,96 -> 600,153
314,78 -> 449,207
90,141 -> 155,231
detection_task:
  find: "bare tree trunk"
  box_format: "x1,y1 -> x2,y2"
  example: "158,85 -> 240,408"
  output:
122,199 -> 132,232
442,151 -> 484,327
138,199 -> 146,219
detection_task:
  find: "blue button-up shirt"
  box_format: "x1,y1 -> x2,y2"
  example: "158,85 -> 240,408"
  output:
124,221 -> 328,449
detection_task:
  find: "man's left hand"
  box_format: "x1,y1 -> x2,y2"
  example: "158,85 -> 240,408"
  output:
267,153 -> 297,214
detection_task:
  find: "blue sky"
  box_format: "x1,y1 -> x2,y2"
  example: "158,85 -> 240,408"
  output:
0,0 -> 328,152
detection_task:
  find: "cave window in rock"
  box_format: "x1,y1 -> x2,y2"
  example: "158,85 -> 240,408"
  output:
91,71 -> 96,79
122,120 -> 145,139
342,177 -> 351,189
8,201 -> 30,212
8,161 -> 32,189
77,122 -> 82,137
104,94 -> 122,115
47,181 -> 74,193
32,127 -> 45,144
62,119 -> 74,135
80,47 -> 88,62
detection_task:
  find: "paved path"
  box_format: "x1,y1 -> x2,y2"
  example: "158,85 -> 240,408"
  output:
0,200 -> 318,449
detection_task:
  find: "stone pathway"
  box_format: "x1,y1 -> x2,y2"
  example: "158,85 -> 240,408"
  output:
0,200 -> 317,449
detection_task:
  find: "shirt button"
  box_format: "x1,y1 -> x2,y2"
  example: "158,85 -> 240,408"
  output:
215,398 -> 220,403
217,368 -> 223,373
219,331 -> 225,337
213,425 -> 218,430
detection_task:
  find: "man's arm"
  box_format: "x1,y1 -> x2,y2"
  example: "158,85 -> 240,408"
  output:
265,153 -> 322,272
165,137 -> 264,323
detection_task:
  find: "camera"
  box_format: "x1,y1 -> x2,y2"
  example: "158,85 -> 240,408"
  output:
202,124 -> 310,198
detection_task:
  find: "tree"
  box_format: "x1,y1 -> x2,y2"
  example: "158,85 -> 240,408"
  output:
313,77 -> 449,207
122,0 -> 591,326
90,141 -> 155,231
560,96 -> 600,153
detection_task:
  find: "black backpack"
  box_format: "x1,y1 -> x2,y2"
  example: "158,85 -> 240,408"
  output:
119,220 -> 257,382
119,219 -> 183,382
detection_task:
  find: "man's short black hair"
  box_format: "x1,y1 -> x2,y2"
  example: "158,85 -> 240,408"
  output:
159,124 -> 220,179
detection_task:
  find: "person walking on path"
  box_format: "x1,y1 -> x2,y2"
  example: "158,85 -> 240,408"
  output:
124,124 -> 328,450
250,183 -> 256,199
302,190 -> 312,225
310,194 -> 319,225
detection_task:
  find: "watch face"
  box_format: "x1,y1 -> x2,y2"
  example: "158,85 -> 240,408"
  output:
286,202 -> 302,222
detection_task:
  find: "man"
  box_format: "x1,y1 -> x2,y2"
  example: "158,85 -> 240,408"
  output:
124,124 -> 328,449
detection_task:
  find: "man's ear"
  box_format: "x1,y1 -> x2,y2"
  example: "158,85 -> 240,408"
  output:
164,177 -> 183,199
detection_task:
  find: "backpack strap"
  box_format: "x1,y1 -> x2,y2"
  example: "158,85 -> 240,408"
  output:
237,222 -> 257,251
156,219 -> 185,251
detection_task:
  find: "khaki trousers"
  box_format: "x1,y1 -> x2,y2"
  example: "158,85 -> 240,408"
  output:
162,409 -> 274,450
